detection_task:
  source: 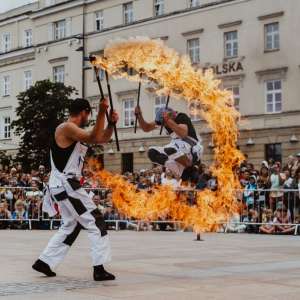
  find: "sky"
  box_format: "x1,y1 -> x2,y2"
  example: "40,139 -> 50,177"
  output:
0,0 -> 36,13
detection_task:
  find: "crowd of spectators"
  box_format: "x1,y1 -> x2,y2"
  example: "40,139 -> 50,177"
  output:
226,153 -> 300,234
0,152 -> 300,234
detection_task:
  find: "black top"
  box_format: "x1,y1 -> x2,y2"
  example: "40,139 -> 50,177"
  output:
50,135 -> 76,172
163,113 -> 198,141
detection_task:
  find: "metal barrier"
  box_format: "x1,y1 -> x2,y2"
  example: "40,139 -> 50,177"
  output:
0,186 -> 299,234
223,188 -> 300,235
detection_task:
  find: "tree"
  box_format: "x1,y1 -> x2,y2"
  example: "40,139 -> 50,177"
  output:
12,80 -> 77,171
0,150 -> 13,169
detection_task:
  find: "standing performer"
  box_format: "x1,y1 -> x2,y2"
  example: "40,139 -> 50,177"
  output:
135,105 -> 203,181
32,98 -> 118,281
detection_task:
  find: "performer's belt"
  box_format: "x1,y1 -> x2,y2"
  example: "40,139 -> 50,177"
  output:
53,190 -> 68,202
181,136 -> 198,147
174,136 -> 201,164
51,174 -> 82,202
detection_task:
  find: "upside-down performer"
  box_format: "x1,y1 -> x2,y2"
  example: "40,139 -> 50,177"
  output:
135,105 -> 203,181
32,98 -> 118,281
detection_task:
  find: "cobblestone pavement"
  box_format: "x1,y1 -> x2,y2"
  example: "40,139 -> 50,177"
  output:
1,230 -> 300,300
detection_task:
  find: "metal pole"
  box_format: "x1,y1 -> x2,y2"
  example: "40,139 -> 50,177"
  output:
159,94 -> 170,135
105,71 -> 120,152
134,80 -> 142,133
89,55 -> 120,152
195,233 -> 204,241
91,64 -> 109,120
82,3 -> 86,98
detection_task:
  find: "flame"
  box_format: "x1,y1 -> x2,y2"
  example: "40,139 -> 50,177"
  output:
89,37 -> 245,232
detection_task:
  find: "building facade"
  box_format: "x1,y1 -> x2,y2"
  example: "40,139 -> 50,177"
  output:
0,0 -> 299,172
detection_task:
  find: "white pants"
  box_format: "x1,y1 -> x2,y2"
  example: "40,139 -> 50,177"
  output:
148,138 -> 203,178
39,182 -> 111,269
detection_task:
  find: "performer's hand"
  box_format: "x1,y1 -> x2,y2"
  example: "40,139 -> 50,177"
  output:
162,112 -> 170,124
135,106 -> 142,117
108,110 -> 119,125
99,98 -> 109,113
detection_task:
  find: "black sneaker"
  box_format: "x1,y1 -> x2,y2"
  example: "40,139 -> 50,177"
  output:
32,259 -> 56,277
148,148 -> 168,165
93,265 -> 116,281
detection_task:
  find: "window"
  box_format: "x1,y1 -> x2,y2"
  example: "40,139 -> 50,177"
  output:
265,79 -> 282,113
226,86 -> 240,111
53,66 -> 65,83
123,2 -> 133,24
224,31 -> 238,58
3,76 -> 10,96
95,11 -> 104,31
3,117 -> 11,139
190,0 -> 200,8
54,20 -> 66,40
265,22 -> 279,51
188,100 -> 201,121
154,95 -> 166,116
154,0 -> 164,16
265,143 -> 282,163
24,29 -> 32,47
24,71 -> 32,90
123,98 -> 135,127
187,38 -> 200,64
2,33 -> 11,53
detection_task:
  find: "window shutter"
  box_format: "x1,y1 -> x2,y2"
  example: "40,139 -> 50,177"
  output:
48,23 -> 53,41
66,18 -> 72,37
22,31 -> 26,47
0,117 -> 3,139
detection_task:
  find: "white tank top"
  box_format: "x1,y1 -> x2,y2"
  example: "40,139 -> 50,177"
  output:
49,142 -> 88,188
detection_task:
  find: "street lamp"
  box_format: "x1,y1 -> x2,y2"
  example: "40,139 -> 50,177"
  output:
246,138 -> 255,146
290,134 -> 298,143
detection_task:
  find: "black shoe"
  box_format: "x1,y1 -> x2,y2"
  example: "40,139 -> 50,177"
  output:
32,259 -> 56,277
93,265 -> 115,281
148,148 -> 168,165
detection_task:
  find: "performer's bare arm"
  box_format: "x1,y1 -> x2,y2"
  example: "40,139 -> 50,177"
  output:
163,113 -> 188,138
58,98 -> 118,146
135,106 -> 156,132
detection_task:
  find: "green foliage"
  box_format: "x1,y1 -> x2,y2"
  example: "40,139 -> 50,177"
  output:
11,80 -> 77,171
0,150 -> 13,168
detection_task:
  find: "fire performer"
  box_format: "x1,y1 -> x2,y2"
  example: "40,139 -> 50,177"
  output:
135,105 -> 203,181
32,98 -> 117,281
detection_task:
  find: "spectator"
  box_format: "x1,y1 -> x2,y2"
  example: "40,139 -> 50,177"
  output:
257,165 -> 270,189
0,202 -> 11,229
269,165 -> 284,211
244,209 -> 259,233
226,213 -> 246,233
291,153 -> 300,177
274,205 -> 295,234
161,171 -> 180,189
93,194 -> 105,212
259,209 -> 275,234
11,200 -> 29,229
282,169 -> 295,222
243,175 -> 258,209
137,176 -> 149,190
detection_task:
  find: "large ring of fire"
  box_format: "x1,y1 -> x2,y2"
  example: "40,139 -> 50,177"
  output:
89,37 -> 244,232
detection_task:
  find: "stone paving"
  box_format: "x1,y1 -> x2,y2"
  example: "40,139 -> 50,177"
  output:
0,230 -> 300,299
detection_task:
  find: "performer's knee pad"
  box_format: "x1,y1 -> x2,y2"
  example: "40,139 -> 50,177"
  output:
91,209 -> 107,237
164,147 -> 177,156
63,223 -> 83,246
148,148 -> 168,165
